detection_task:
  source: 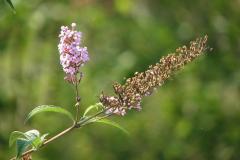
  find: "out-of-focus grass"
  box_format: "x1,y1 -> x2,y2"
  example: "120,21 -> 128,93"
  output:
0,0 -> 239,159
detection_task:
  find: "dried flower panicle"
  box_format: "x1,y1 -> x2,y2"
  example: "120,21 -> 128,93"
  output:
100,35 -> 209,116
58,23 -> 89,82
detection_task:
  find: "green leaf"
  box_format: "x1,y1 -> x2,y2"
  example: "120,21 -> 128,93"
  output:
24,130 -> 48,150
83,103 -> 103,117
94,119 -> 129,135
31,137 -> 42,149
9,131 -> 25,147
10,129 -> 48,158
25,105 -> 74,122
16,138 -> 32,158
40,133 -> 48,142
24,129 -> 40,140
5,0 -> 16,13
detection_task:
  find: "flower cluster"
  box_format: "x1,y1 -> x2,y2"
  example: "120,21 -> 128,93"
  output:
100,35 -> 209,116
58,23 -> 89,80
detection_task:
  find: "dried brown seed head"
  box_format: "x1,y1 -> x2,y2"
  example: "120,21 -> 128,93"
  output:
100,35 -> 210,116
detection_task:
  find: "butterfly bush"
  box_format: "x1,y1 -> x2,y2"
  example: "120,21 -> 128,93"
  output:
9,22 -> 210,160
58,23 -> 89,82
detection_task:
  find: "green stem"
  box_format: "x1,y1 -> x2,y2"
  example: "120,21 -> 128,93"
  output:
76,110 -> 105,127
74,74 -> 81,123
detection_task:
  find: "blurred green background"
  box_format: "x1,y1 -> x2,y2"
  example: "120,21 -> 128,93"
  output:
0,0 -> 240,159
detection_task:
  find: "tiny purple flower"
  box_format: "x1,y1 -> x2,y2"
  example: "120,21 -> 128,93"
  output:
58,23 -> 89,78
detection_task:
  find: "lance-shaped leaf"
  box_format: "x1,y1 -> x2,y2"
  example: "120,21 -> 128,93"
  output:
94,119 -> 129,135
10,129 -> 48,158
24,130 -> 40,139
5,0 -> 16,12
9,130 -> 40,148
9,131 -> 25,147
40,133 -> 48,142
30,133 -> 48,149
83,103 -> 103,117
25,105 -> 74,122
16,138 -> 32,158
31,137 -> 42,149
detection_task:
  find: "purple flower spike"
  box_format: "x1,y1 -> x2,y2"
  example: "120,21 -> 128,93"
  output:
58,23 -> 89,79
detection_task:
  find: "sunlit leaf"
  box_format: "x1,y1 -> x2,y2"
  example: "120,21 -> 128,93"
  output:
83,103 -> 103,117
9,131 -> 25,147
40,133 -> 48,142
25,105 -> 74,122
94,119 -> 129,135
24,129 -> 40,140
11,129 -> 48,157
24,130 -> 47,150
31,137 -> 42,149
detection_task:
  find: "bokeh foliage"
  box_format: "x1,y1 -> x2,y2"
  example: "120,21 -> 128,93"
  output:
0,0 -> 239,159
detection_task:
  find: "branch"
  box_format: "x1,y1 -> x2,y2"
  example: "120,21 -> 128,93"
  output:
10,109 -> 106,160
10,124 -> 74,160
